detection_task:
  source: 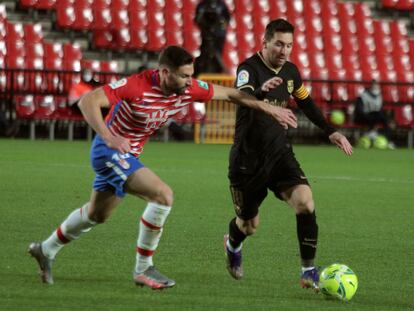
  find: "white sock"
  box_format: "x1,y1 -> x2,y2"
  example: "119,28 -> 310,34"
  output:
301,266 -> 316,273
42,203 -> 97,259
135,202 -> 171,273
226,240 -> 242,253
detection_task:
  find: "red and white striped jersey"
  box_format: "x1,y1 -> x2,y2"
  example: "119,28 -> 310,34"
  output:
102,69 -> 214,157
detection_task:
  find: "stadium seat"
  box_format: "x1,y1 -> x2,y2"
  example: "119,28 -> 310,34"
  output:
113,28 -> 131,49
129,0 -> 146,11
268,0 -> 287,18
35,0 -> 57,10
73,6 -> 93,30
24,23 -> 43,43
111,9 -> 129,30
6,22 -> 25,42
92,30 -> 113,49
146,29 -> 166,51
129,29 -> 147,49
56,2 -> 75,29
16,95 -> 36,119
34,95 -> 56,119
129,10 -> 147,31
20,0 -> 38,8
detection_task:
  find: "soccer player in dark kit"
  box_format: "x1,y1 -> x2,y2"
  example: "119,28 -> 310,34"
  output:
223,19 -> 353,290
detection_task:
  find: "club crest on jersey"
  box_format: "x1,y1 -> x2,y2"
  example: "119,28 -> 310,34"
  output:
109,78 -> 127,89
287,80 -> 294,94
236,70 -> 249,87
197,80 -> 209,90
112,153 -> 131,170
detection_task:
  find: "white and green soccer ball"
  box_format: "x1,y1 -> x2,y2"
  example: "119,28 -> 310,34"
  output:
319,264 -> 358,301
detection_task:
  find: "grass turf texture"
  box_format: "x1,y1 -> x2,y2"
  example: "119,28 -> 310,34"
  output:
0,139 -> 413,311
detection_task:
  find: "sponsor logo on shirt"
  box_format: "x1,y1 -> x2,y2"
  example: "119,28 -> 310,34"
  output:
109,78 -> 127,89
236,70 -> 249,87
197,80 -> 209,90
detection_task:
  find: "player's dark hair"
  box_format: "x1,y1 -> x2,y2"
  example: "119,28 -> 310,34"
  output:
158,46 -> 194,70
264,19 -> 294,41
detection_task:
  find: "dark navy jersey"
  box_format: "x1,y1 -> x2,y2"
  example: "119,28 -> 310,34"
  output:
230,52 -> 310,173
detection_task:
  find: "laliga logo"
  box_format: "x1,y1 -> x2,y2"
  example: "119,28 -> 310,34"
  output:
112,153 -> 131,170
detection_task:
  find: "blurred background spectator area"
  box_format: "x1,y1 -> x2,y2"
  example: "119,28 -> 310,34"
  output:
0,0 -> 413,145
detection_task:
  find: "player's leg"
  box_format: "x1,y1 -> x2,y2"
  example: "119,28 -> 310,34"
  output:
281,184 -> 319,290
225,181 -> 267,280
124,167 -> 175,289
28,190 -> 121,284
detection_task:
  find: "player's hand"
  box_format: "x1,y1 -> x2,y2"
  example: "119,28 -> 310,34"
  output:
266,106 -> 297,129
329,132 -> 353,156
105,133 -> 131,154
261,77 -> 283,92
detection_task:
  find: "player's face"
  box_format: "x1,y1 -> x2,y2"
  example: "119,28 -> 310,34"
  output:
263,32 -> 293,68
165,64 -> 194,94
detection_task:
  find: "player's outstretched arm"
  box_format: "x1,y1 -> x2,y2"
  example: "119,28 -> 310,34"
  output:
78,88 -> 130,153
211,84 -> 297,129
329,132 -> 353,156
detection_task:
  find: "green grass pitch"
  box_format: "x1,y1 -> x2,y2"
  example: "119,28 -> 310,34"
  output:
0,139 -> 413,311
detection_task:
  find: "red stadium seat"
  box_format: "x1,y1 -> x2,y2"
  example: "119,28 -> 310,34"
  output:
35,0 -> 57,10
269,0 -> 287,18
129,0 -> 146,11
56,2 -> 75,29
146,29 -> 166,51
111,9 -> 129,30
92,7 -> 111,30
16,95 -> 36,119
73,6 -> 93,30
34,95 -> 56,119
395,105 -> 413,129
6,22 -> 25,42
24,23 -> 43,43
20,0 -> 38,8
129,10 -> 147,31
25,58 -> 44,92
113,28 -> 131,49
93,30 -> 114,49
130,29 -> 147,49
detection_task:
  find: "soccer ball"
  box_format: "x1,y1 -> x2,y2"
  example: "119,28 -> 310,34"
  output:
373,135 -> 388,149
357,135 -> 371,149
319,264 -> 358,301
330,110 -> 345,126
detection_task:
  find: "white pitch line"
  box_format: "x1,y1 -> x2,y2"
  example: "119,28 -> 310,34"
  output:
311,176 -> 414,184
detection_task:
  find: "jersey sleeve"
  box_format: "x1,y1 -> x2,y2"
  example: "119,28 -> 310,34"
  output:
291,64 -> 310,101
102,76 -> 139,105
235,63 -> 258,92
189,79 -> 214,102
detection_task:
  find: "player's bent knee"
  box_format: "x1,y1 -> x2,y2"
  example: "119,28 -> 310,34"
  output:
154,185 -> 174,206
295,198 -> 315,214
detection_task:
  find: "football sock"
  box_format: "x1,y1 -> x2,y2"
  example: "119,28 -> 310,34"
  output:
227,217 -> 246,251
135,202 -> 171,274
42,203 -> 97,259
296,211 -> 318,267
301,266 -> 316,273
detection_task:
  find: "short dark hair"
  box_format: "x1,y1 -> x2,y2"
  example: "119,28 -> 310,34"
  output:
264,19 -> 294,42
158,46 -> 194,70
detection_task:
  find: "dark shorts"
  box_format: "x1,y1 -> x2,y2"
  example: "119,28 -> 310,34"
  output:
228,148 -> 309,220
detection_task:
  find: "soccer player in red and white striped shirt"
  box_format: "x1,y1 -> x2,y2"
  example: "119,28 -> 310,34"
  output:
28,46 -> 297,289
